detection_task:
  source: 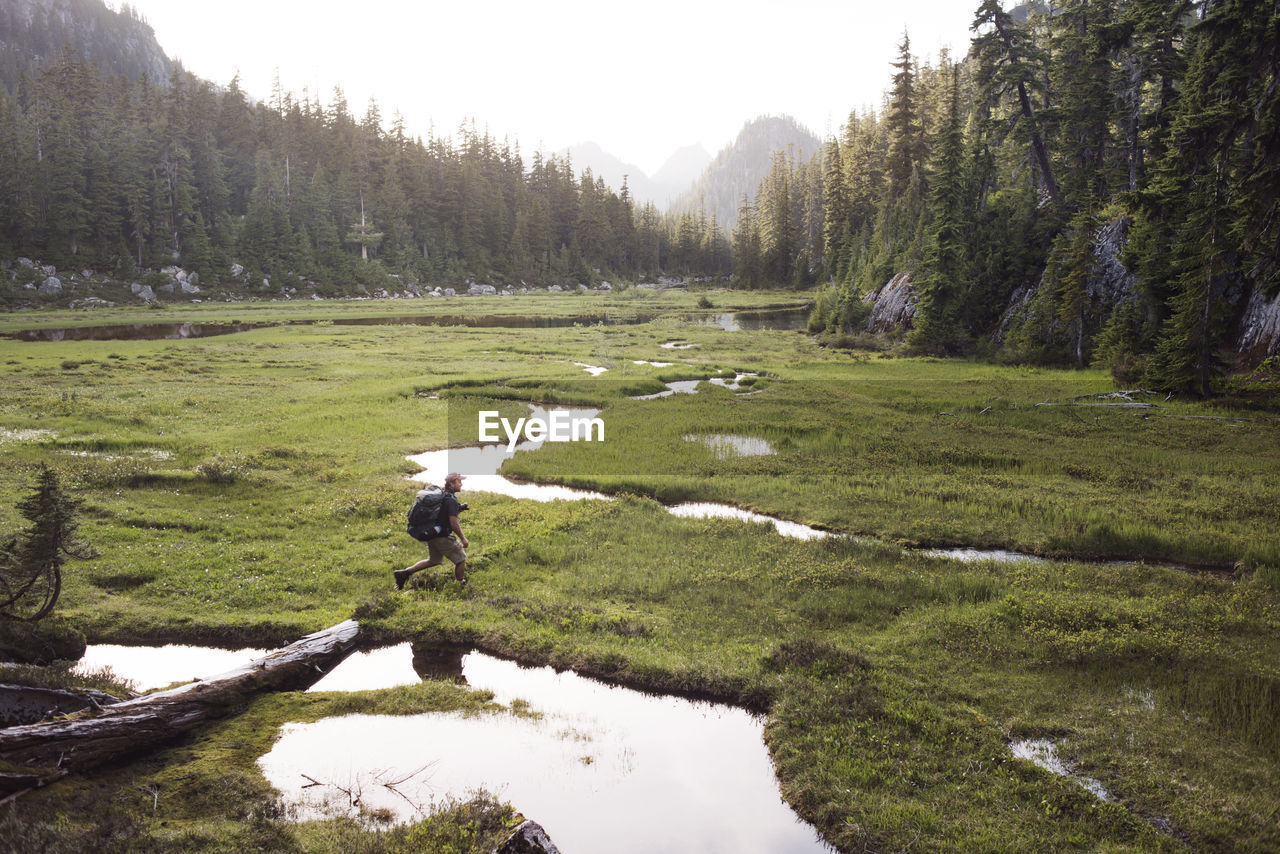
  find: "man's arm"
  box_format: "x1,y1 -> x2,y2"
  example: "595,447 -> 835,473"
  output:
449,515 -> 468,548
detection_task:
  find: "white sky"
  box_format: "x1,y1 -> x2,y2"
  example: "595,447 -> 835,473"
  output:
120,0 -> 979,176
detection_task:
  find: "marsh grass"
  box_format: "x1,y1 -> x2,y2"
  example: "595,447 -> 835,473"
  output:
0,295 -> 1276,852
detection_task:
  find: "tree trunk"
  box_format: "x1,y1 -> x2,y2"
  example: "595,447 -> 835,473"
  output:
0,620 -> 360,795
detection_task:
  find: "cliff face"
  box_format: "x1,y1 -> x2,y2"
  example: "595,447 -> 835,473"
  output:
865,272 -> 916,333
1238,286 -> 1280,359
0,0 -> 171,92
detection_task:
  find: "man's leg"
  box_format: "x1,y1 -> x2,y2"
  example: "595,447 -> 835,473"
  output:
395,541 -> 445,589
453,560 -> 467,583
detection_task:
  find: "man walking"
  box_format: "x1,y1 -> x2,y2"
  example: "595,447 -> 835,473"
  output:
395,472 -> 469,589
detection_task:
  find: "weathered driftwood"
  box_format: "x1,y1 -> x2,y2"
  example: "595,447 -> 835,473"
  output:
0,619 -> 360,794
0,684 -> 124,728
1035,401 -> 1157,408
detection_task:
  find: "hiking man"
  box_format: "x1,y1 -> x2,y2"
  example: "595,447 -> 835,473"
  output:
395,472 -> 469,589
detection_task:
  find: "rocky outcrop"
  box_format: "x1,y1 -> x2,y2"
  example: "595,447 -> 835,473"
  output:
994,215 -> 1142,348
1087,216 -> 1140,308
865,272 -> 916,333
37,276 -> 62,296
1238,286 -> 1280,357
492,820 -> 561,854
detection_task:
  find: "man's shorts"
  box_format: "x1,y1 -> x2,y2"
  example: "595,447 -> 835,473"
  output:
427,535 -> 466,565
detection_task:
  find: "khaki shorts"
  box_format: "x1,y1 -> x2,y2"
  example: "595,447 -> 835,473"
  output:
428,535 -> 466,565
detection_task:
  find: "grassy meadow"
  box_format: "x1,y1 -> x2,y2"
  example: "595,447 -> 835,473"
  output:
0,290 -> 1277,852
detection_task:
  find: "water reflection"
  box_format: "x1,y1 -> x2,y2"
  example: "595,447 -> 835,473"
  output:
684,433 -> 776,459
668,503 -> 829,541
628,379 -> 701,400
74,643 -> 269,691
11,322 -> 266,342
9,307 -> 812,342
263,649 -> 834,853
703,307 -> 810,332
1010,739 -> 1112,801
408,404 -> 612,501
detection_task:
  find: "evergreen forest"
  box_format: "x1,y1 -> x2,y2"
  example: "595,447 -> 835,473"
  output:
1,0 -> 1278,395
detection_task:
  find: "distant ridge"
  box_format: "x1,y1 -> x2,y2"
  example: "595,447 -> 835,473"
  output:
0,0 -> 172,92
561,141 -> 710,209
670,115 -> 821,230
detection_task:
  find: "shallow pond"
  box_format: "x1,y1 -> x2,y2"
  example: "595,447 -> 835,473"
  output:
703,307 -> 810,332
1010,738 -> 1112,802
265,645 -> 834,853
8,307 -> 812,342
684,433 -> 777,459
74,643 -> 268,691
628,379 -> 702,400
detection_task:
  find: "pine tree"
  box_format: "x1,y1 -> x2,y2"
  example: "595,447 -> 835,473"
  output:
908,68 -> 970,355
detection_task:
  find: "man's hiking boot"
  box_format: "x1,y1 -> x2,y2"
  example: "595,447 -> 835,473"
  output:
394,568 -> 412,590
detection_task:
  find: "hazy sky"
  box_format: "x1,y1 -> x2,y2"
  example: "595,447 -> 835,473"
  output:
121,0 -> 980,176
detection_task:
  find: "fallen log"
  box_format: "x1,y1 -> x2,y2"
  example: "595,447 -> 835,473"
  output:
0,619 -> 360,794
0,684 -> 125,728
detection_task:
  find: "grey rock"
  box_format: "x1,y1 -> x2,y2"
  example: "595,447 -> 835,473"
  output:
443,287 -> 457,297
136,285 -> 155,301
1238,286 -> 1280,357
865,272 -> 917,333
468,284 -> 498,296
230,263 -> 245,277
491,820 -> 561,854
180,279 -> 201,294
38,276 -> 62,296
17,257 -> 35,268
161,265 -> 182,277
158,283 -> 174,295
187,272 -> 199,285
41,265 -> 56,277
130,283 -> 144,294
174,269 -> 188,283
69,297 -> 115,309
80,269 -> 94,279
548,284 -> 564,292
598,281 -> 612,290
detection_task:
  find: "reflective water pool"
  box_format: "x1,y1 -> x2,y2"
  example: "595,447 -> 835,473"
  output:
267,646 -> 833,853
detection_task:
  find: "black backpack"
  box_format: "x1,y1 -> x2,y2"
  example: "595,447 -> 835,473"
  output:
407,486 -> 448,542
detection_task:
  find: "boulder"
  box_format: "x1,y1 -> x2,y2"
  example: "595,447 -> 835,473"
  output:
468,284 -> 498,296
548,284 -> 563,292
80,269 -> 94,279
136,285 -> 156,301
598,281 -> 612,291
180,279 -> 200,294
130,283 -> 144,294
38,277 -> 62,296
491,820 -> 561,854
230,263 -> 245,277
17,257 -> 35,269
443,287 -> 457,297
41,265 -> 56,277
158,282 -> 175,294
865,272 -> 917,333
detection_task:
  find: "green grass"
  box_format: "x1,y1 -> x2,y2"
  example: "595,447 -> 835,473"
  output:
0,293 -> 1276,852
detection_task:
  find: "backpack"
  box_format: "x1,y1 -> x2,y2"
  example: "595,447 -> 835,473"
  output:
407,486 -> 448,542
